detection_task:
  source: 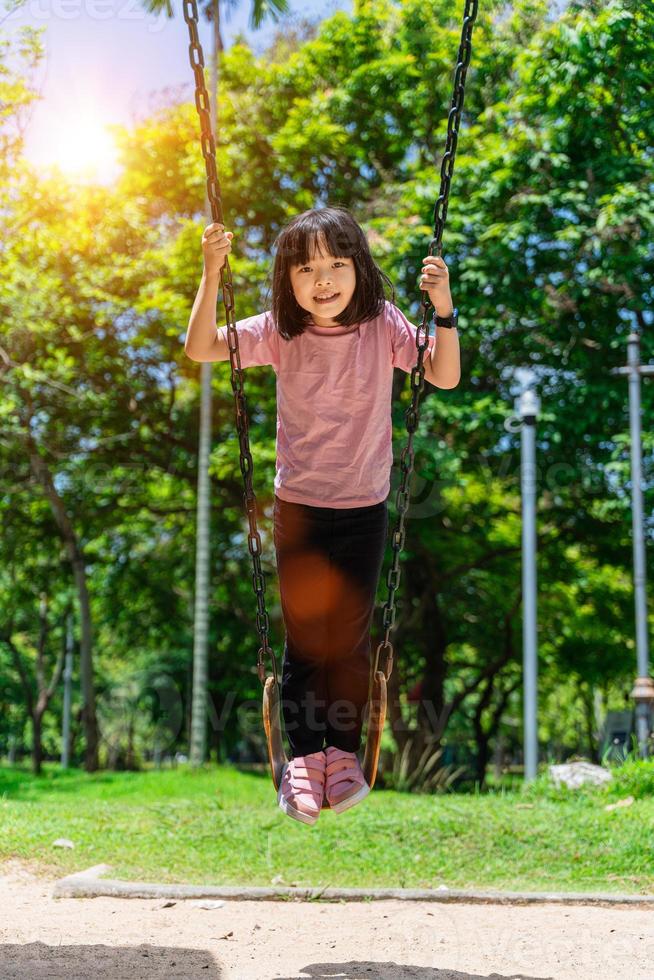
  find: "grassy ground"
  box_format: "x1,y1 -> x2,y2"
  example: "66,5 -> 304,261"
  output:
1,760 -> 653,894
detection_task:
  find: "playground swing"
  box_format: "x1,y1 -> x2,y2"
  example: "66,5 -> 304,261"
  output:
182,0 -> 478,805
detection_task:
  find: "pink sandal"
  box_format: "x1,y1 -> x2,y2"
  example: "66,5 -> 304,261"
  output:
324,746 -> 370,814
277,750 -> 326,826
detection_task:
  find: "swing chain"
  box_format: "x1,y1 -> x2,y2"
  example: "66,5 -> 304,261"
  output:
373,0 -> 477,683
183,0 -> 277,688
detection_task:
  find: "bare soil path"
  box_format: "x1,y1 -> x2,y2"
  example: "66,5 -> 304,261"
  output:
1,861 -> 652,979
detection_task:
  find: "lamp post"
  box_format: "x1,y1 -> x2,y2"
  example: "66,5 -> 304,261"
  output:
506,372 -> 541,781
610,330 -> 654,759
519,383 -> 541,782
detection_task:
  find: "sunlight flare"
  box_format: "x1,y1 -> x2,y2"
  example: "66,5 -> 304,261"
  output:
49,109 -> 119,178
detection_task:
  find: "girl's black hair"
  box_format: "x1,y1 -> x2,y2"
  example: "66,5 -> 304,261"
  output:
268,206 -> 395,340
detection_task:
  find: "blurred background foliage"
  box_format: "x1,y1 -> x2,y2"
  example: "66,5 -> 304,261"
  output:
0,0 -> 652,786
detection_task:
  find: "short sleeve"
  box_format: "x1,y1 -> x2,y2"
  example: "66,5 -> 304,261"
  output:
387,301 -> 436,374
221,310 -> 279,371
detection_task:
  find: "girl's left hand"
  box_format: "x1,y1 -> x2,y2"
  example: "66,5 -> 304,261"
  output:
419,255 -> 450,301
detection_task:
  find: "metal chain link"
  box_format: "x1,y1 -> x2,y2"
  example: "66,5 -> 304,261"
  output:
184,0 -> 478,692
373,0 -> 478,682
183,0 -> 276,687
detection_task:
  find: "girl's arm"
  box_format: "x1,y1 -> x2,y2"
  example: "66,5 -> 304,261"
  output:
420,254 -> 460,388
425,325 -> 460,388
184,269 -> 230,362
184,222 -> 234,362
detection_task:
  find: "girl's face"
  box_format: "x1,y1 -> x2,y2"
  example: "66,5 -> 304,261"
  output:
289,239 -> 357,327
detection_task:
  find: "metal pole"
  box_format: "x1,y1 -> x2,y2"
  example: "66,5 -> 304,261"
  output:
61,611 -> 74,768
517,383 -> 541,781
610,331 -> 654,758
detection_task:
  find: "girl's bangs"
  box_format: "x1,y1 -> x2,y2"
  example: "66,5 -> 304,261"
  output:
284,218 -> 360,268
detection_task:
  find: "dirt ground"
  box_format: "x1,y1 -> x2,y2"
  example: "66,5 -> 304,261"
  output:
1,861 -> 653,979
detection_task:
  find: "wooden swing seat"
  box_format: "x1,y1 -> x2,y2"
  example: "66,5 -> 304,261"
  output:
262,667 -> 387,808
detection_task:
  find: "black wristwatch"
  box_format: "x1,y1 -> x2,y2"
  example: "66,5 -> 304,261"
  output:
433,306 -> 458,329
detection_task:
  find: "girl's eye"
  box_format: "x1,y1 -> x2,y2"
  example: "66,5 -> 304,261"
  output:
299,261 -> 346,272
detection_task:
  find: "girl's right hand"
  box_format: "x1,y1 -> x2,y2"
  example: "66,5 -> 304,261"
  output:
202,222 -> 234,276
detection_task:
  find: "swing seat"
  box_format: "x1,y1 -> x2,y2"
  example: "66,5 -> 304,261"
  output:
262,668 -> 387,809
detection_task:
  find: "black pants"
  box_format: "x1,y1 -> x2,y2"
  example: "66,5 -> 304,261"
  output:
273,494 -> 388,758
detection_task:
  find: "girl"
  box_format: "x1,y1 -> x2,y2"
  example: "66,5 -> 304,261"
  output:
185,206 -> 460,826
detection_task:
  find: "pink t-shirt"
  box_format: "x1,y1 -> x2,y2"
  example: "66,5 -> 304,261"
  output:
228,299 -> 436,509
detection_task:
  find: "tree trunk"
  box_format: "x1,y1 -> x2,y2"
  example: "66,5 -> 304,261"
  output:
493,732 -> 505,781
415,592 -> 449,763
3,600 -> 65,776
28,447 -> 99,770
126,714 -> 137,770
32,706 -> 43,775
472,678 -> 494,789
580,679 -> 599,764
385,650 -> 408,752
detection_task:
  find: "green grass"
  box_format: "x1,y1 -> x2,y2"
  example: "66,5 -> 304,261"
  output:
1,760 -> 653,894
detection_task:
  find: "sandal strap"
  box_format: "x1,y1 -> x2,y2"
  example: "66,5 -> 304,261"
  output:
325,748 -> 366,795
326,750 -> 355,761
290,777 -> 325,795
292,760 -> 325,776
293,755 -> 326,775
286,754 -> 326,794
326,753 -> 357,775
289,773 -> 325,792
326,757 -> 357,774
328,770 -> 365,793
